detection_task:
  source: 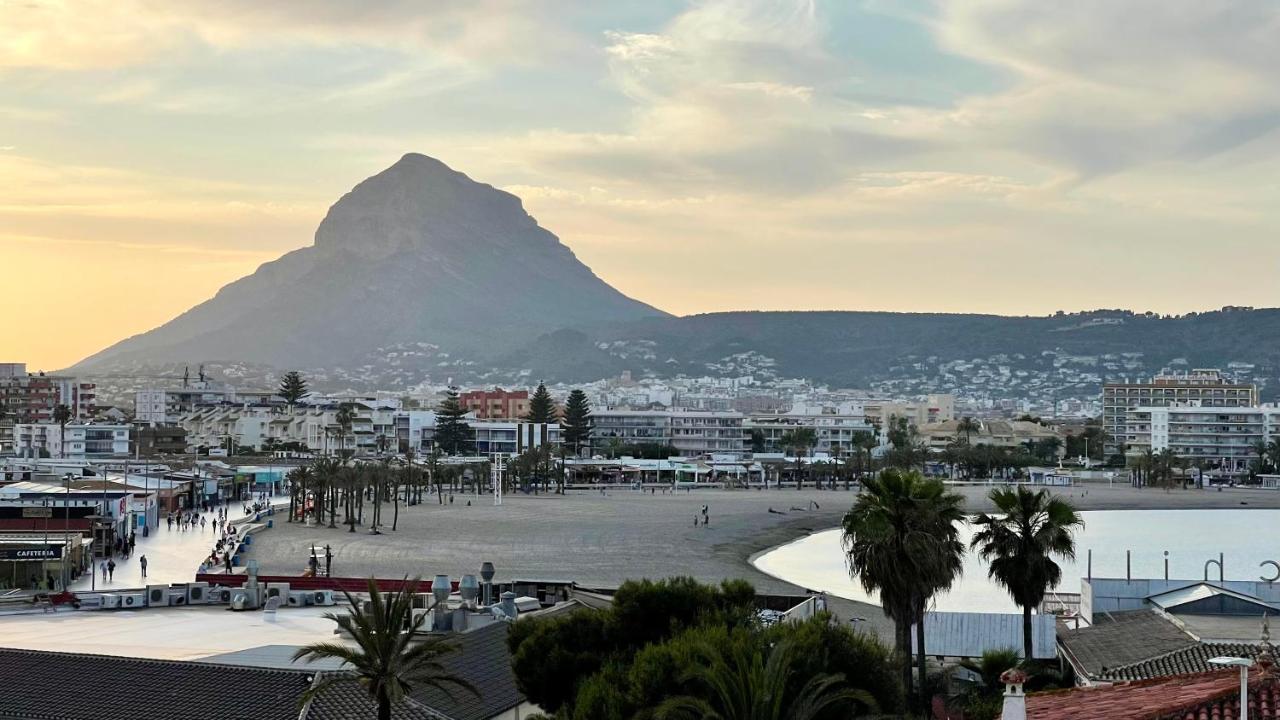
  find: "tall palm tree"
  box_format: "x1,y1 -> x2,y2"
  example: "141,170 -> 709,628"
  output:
52,404 -> 72,459
957,417 -> 980,445
970,487 -> 1083,660
780,428 -> 818,490
654,637 -> 875,720
334,404 -> 356,459
842,468 -> 966,709
294,577 -> 476,720
286,465 -> 313,523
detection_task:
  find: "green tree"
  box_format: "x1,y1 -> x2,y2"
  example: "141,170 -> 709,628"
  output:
748,428 -> 767,454
970,487 -> 1082,660
780,427 -> 818,490
278,371 -> 308,406
334,403 -> 356,459
561,389 -> 593,457
52,404 -> 72,459
957,416 -> 980,444
654,636 -> 875,720
293,577 -> 476,720
842,468 -> 966,710
525,382 -> 559,423
434,388 -> 474,455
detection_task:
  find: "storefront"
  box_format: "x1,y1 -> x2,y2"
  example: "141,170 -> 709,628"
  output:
0,536 -> 92,591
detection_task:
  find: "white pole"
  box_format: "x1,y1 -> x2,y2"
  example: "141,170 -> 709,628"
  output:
1240,665 -> 1248,720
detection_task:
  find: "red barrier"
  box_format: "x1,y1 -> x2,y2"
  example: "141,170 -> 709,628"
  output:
195,573 -> 458,593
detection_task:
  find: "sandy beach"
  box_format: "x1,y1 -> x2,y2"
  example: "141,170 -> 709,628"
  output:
245,482 -> 1280,638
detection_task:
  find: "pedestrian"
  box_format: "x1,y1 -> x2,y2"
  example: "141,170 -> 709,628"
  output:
107,559 -> 115,582
139,555 -> 148,578
223,552 -> 232,574
212,518 -> 218,533
200,516 -> 206,530
100,560 -> 108,582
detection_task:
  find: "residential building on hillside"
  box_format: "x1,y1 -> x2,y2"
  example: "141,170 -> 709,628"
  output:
460,388 -> 530,420
1102,369 -> 1256,456
12,423 -> 130,459
744,402 -> 874,453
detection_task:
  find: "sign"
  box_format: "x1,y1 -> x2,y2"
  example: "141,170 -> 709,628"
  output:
21,506 -> 52,518
0,545 -> 64,560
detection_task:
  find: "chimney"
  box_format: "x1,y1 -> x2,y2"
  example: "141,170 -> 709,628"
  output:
1000,668 -> 1028,720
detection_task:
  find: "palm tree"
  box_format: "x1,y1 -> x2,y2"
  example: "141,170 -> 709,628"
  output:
52,404 -> 72,459
286,465 -> 313,523
334,404 -> 356,459
970,487 -> 1082,660
293,577 -> 476,720
654,636 -> 875,720
957,416 -> 980,445
842,468 -> 966,709
780,427 -> 817,490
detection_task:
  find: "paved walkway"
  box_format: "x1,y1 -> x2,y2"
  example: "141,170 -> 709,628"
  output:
69,496 -> 288,592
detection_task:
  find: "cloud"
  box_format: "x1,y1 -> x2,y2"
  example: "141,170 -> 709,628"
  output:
922,1 -> 1280,178
0,0 -> 576,70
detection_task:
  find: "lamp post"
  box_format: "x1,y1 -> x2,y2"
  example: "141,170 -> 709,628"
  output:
62,473 -> 72,590
1208,656 -> 1253,720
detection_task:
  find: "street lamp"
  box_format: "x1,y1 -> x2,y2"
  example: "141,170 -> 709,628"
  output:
1208,656 -> 1253,720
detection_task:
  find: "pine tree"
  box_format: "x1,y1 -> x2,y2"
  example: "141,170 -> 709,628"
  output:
561,389 -> 592,457
279,371 -> 309,406
434,387 -> 474,456
524,382 -> 558,423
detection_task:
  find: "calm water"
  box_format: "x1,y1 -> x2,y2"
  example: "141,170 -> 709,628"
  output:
752,509 -> 1280,613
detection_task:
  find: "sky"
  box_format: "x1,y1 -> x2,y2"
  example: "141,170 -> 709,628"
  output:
4,0 -> 1280,370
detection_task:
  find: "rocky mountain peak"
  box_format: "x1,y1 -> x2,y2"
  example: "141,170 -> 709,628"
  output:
313,153 -> 533,261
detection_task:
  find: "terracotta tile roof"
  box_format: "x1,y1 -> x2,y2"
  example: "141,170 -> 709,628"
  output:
1102,643 -> 1259,682
1023,667 -> 1280,720
1059,609 -> 1196,678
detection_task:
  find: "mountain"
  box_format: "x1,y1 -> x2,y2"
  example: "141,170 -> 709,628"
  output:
502,308 -> 1280,397
74,154 -> 667,370
72,154 -> 1280,405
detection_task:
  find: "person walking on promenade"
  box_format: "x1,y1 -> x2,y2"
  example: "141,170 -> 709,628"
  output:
100,561 -> 108,583
200,516 -> 207,531
223,552 -> 232,574
106,559 -> 115,582
139,555 -> 148,578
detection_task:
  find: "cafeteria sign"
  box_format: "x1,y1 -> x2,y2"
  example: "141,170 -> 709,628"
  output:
0,545 -> 63,560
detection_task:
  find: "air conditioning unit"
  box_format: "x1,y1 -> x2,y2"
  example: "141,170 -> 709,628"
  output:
286,590 -> 311,608
312,590 -> 335,606
100,594 -> 121,609
120,592 -> 146,608
186,582 -> 210,605
265,582 -> 290,601
146,585 -> 171,607
211,587 -> 234,604
230,589 -> 257,611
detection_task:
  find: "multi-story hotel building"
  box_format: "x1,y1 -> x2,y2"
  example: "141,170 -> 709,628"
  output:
591,409 -> 745,456
1102,369 -> 1256,456
744,402 -> 875,454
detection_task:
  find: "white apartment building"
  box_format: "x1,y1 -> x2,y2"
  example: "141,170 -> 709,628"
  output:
744,402 -> 874,454
591,410 -> 745,456
1102,369 -> 1256,456
135,384 -> 280,425
179,404 -> 397,455
1122,403 -> 1280,475
12,423 -> 130,459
